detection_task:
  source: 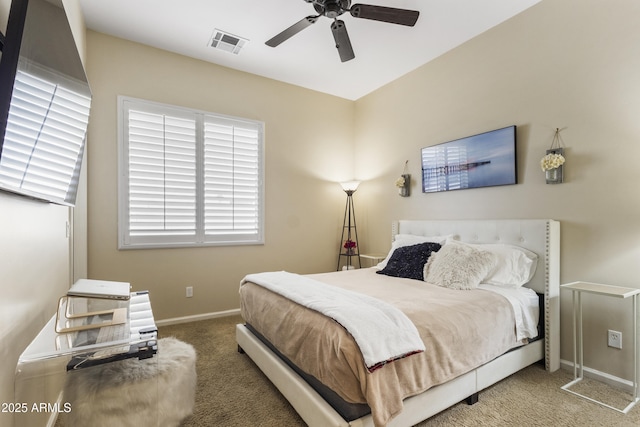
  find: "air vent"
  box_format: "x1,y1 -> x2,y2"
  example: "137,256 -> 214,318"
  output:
208,29 -> 248,55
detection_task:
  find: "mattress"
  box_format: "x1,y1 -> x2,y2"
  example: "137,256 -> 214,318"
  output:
239,268 -> 537,426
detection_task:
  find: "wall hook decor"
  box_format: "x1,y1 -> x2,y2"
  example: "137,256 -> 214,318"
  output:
395,160 -> 411,197
541,128 -> 566,184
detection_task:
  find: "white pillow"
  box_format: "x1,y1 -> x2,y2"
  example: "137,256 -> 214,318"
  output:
423,241 -> 497,290
376,234 -> 452,270
448,240 -> 538,287
481,244 -> 538,287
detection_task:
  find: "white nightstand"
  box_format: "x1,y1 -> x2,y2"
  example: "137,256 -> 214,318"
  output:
561,281 -> 640,413
359,253 -> 386,268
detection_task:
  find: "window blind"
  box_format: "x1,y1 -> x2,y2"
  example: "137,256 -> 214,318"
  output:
127,110 -> 197,237
119,97 -> 264,249
204,118 -> 260,237
0,70 -> 91,205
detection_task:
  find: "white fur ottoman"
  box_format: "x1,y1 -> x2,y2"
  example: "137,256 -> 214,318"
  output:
62,337 -> 196,427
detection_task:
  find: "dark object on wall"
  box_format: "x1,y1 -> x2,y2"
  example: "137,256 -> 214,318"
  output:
0,0 -> 92,206
421,126 -> 517,193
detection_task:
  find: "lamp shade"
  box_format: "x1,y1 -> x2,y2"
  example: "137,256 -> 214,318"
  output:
339,181 -> 360,193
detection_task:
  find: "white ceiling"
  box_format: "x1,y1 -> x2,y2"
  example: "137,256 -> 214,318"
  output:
78,0 -> 540,101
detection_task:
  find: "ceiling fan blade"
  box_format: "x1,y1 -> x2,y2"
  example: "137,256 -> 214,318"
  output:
331,20 -> 355,62
350,4 -> 420,27
266,15 -> 319,47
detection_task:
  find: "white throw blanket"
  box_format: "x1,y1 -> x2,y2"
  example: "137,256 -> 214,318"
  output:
241,271 -> 425,372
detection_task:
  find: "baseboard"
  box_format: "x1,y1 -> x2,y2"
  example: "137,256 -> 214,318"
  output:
560,358 -> 635,394
155,308 -> 241,327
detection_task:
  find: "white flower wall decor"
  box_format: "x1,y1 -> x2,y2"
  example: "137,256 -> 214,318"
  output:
396,160 -> 410,197
542,128 -> 566,184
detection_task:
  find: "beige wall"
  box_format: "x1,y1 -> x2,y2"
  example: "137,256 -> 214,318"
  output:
353,0 -> 640,381
85,31 -> 355,321
0,1 -> 86,425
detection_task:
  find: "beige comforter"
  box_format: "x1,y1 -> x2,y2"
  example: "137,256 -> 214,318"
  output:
239,268 -> 521,426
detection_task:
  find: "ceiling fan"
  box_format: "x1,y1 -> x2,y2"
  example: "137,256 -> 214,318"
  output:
265,0 -> 420,62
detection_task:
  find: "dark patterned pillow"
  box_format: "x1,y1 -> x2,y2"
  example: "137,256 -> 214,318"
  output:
376,242 -> 441,280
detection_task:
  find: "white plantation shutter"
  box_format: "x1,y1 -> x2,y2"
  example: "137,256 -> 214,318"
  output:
119,97 -> 264,249
127,110 -> 197,238
0,70 -> 91,205
204,118 -> 260,239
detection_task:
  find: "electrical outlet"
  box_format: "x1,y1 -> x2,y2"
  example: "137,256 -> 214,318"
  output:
186,286 -> 193,298
608,330 -> 622,349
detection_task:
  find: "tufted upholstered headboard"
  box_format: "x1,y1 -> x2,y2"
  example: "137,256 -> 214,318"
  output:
392,219 -> 560,371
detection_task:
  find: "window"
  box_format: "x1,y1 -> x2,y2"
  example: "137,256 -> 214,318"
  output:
118,97 -> 264,249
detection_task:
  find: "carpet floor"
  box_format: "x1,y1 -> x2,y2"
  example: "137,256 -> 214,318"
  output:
159,315 -> 640,426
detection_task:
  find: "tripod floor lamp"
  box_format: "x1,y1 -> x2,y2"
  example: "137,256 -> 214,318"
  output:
337,181 -> 361,271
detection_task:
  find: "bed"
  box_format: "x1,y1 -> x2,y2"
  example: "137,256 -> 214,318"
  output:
236,219 -> 560,427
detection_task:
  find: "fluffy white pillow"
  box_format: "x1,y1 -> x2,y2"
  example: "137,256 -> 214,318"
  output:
445,240 -> 538,287
376,234 -> 452,270
423,241 -> 497,290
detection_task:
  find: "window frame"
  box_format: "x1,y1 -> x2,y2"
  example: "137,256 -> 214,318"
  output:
117,96 -> 265,249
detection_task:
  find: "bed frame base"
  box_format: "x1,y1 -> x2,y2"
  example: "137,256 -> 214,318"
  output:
237,324 -> 543,427
465,393 -> 479,405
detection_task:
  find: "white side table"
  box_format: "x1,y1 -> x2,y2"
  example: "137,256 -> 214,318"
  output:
561,281 -> 640,413
359,253 -> 386,268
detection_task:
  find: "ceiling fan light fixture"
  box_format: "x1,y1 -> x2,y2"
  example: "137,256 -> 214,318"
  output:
266,1 -> 419,62
209,29 -> 248,55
